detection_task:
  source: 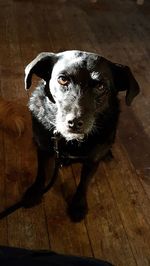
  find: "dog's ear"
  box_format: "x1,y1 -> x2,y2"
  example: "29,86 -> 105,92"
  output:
109,62 -> 140,105
24,52 -> 56,90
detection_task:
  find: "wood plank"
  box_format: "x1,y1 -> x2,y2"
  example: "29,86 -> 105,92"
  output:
0,0 -> 50,250
114,138 -> 150,225
0,108 -> 8,245
103,140 -> 150,266
7,205 -> 50,250
0,101 -> 51,249
44,165 -> 93,256
0,1 -> 25,100
72,163 -> 137,266
118,103 -> 150,192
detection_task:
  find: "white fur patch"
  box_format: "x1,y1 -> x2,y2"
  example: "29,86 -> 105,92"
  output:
91,71 -> 101,80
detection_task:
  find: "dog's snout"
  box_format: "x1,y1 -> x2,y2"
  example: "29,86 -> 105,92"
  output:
68,118 -> 83,130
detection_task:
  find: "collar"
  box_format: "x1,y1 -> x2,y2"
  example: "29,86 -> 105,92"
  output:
52,130 -> 87,162
52,130 -> 62,159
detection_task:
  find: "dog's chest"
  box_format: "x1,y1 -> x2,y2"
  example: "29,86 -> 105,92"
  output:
55,135 -> 100,160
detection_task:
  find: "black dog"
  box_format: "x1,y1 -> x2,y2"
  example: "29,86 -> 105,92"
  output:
24,50 -> 139,222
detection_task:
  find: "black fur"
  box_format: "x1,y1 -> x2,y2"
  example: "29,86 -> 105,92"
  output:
24,50 -> 140,222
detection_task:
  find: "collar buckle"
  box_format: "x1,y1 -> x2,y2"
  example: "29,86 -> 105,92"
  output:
52,130 -> 61,158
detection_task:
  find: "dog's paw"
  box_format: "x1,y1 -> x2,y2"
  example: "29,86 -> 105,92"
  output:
68,197 -> 88,222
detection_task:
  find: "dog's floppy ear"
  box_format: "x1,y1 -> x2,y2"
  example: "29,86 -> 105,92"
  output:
25,52 -> 56,90
109,62 -> 140,105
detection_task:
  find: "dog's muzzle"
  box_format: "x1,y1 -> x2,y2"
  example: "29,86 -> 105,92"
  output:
67,117 -> 84,132
62,131 -> 85,142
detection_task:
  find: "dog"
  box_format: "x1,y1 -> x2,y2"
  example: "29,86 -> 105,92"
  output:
24,50 -> 140,222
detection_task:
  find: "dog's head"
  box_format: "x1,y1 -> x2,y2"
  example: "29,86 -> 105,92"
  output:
25,50 -> 140,141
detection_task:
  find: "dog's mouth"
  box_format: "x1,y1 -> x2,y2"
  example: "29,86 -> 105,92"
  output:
55,125 -> 85,141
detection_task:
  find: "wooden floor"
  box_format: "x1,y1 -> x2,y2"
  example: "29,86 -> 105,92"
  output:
0,0 -> 150,265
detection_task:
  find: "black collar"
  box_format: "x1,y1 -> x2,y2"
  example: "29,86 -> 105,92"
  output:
52,130 -> 88,163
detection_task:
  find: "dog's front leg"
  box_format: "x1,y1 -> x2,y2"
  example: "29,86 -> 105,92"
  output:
68,160 -> 99,222
22,149 -> 52,207
68,143 -> 112,222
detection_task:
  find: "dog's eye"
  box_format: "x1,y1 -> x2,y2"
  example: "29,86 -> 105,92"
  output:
57,76 -> 69,86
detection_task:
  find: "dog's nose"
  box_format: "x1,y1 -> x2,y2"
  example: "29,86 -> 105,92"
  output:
68,118 -> 83,130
